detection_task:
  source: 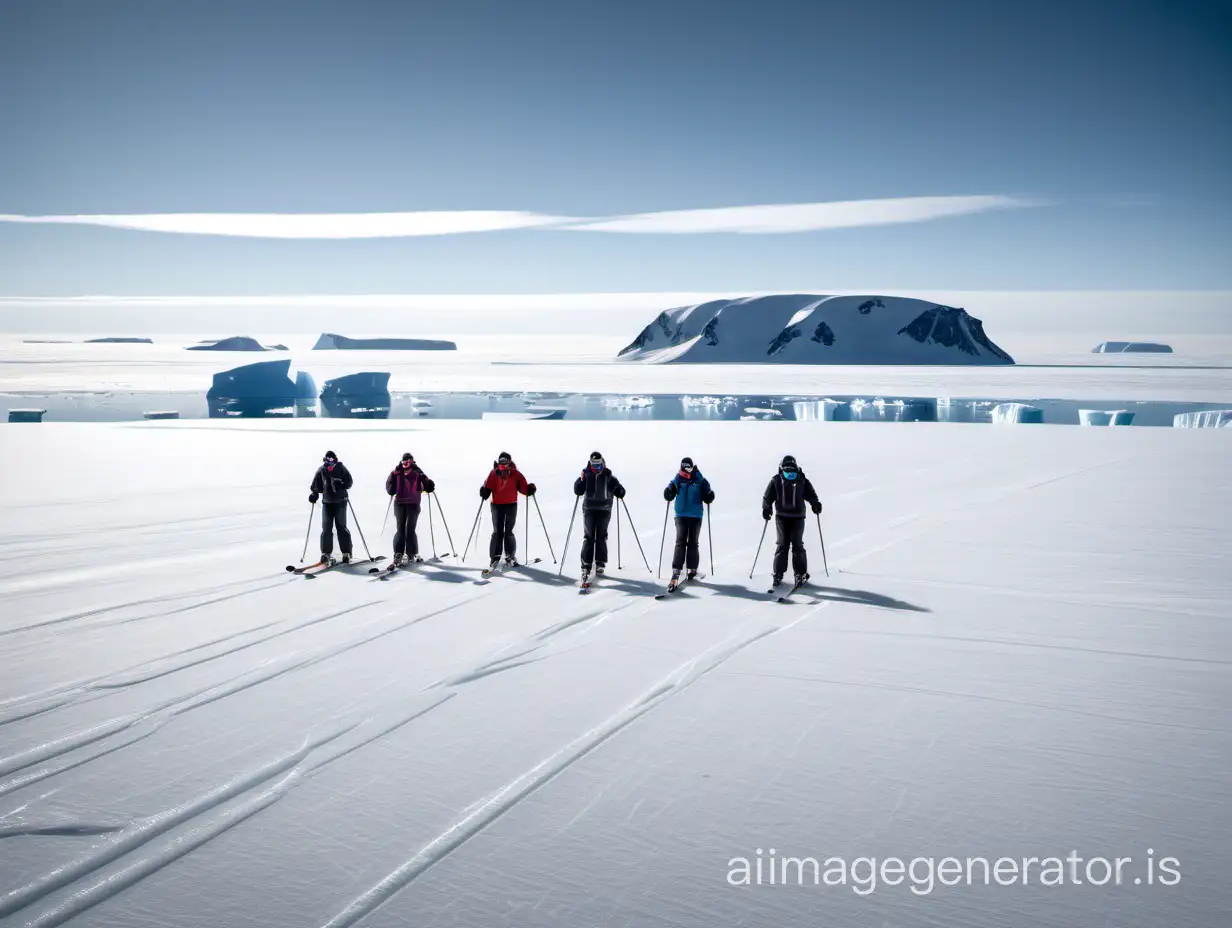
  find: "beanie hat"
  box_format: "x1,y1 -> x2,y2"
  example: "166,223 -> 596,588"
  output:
497,451 -> 512,465
780,454 -> 797,469
680,456 -> 694,467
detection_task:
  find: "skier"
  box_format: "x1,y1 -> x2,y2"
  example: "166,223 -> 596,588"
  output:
478,451 -> 536,569
309,450 -> 355,564
663,456 -> 714,585
385,452 -> 436,567
761,454 -> 822,588
573,451 -> 625,581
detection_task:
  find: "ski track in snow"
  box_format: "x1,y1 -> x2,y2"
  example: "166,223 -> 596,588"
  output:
1,426 -> 1226,926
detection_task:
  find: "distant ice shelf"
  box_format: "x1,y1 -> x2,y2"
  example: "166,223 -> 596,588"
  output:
313,333 -> 457,351
1173,409 -> 1232,428
1092,341 -> 1173,353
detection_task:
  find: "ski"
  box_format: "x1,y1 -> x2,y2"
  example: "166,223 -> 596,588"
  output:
482,557 -> 541,578
286,560 -> 327,575
776,576 -> 809,603
303,555 -> 385,578
655,573 -> 706,600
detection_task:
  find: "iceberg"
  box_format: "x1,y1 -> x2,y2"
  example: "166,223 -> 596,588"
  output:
187,336 -> 284,352
319,372 -> 392,397
991,403 -> 1044,424
1092,342 -> 1173,353
313,333 -> 457,351
1079,409 -> 1135,426
320,372 -> 392,419
85,337 -> 154,344
206,359 -> 303,400
1173,409 -> 1232,428
618,294 -> 1014,364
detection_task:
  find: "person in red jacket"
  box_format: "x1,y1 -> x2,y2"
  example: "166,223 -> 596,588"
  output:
479,451 -> 537,568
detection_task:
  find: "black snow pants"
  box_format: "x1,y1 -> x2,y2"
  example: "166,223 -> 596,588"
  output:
489,502 -> 518,560
393,502 -> 421,558
773,515 -> 807,578
581,508 -> 612,569
320,501 -> 353,556
672,516 -> 703,571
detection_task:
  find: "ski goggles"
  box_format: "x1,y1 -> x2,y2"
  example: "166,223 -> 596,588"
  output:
680,463 -> 694,472
589,460 -> 604,470
323,456 -> 337,465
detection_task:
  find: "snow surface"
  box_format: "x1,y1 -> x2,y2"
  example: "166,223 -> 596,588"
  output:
1,420 -> 1228,927
618,295 -> 1014,365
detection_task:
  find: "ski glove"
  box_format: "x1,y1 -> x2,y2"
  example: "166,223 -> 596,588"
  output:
663,485 -> 677,501
479,486 -> 492,500
422,478 -> 436,493
702,489 -> 715,504
525,483 -> 537,496
762,507 -> 772,521
612,486 -> 625,499
309,492 -> 320,504
810,501 -> 823,514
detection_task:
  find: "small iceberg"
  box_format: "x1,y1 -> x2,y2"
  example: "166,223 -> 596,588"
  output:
482,410 -> 565,421
188,336 -> 283,352
1079,409 -> 1135,426
313,333 -> 457,351
1173,409 -> 1232,428
85,337 -> 154,344
991,403 -> 1044,424
1092,342 -> 1173,353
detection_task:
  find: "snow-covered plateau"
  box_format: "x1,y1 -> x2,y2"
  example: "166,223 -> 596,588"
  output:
1,419 -> 1228,927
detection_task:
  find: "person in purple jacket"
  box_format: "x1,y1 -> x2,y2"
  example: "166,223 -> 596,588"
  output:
385,452 -> 436,566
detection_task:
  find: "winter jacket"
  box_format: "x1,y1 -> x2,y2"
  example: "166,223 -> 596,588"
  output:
666,469 -> 713,519
762,470 -> 819,518
386,463 -> 431,505
574,466 -> 625,511
483,464 -> 530,505
311,461 -> 354,503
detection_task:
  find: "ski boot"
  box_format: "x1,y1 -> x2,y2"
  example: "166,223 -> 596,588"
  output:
595,563 -> 606,576
341,553 -> 353,564
409,554 -> 424,564
392,554 -> 405,567
793,572 -> 809,588
322,552 -> 337,566
504,555 -> 517,567
667,568 -> 682,592
686,569 -> 698,582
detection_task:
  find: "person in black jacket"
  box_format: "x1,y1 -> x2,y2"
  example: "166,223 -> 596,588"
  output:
309,450 -> 355,563
573,451 -> 625,578
761,454 -> 821,586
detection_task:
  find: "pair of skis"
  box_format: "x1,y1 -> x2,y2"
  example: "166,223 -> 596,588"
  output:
768,575 -> 809,603
285,555 -> 386,578
654,572 -> 706,600
373,553 -> 451,579
481,557 -> 541,579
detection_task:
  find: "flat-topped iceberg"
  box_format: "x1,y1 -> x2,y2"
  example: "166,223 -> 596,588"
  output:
206,359 -> 315,400
85,337 -> 154,344
618,294 -> 1014,364
991,403 -> 1044,424
1173,409 -> 1232,428
1092,341 -> 1173,353
313,333 -> 456,351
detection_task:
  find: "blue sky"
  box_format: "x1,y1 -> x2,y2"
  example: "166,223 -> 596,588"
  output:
0,0 -> 1228,294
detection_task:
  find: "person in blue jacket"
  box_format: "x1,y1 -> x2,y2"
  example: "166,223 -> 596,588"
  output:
663,457 -> 715,582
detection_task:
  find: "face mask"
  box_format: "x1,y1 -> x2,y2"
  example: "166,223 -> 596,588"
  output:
402,460 -> 413,468
782,471 -> 797,480
324,458 -> 337,467
590,461 -> 603,471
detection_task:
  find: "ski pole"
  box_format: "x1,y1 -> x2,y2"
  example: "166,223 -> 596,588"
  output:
815,506 -> 830,578
348,499 -> 373,560
532,495 -> 557,562
524,496 -> 530,562
657,500 -> 669,578
434,494 -> 459,558
706,502 -> 715,575
428,493 -> 437,557
381,496 -> 393,535
616,497 -> 623,569
619,498 -> 652,572
749,519 -> 769,579
558,496 -> 580,575
461,498 -> 484,561
301,501 -> 316,562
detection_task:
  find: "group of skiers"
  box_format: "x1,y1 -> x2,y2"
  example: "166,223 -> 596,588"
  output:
308,449 -> 823,588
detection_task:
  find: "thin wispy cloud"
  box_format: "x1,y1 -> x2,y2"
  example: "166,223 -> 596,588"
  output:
0,196 -> 1036,239
566,196 -> 1034,233
0,210 -> 570,238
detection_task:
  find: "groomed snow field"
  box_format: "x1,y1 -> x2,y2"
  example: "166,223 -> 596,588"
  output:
1,420 -> 1228,927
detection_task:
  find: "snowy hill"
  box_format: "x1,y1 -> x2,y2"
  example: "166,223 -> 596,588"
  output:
618,294 -> 1015,364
